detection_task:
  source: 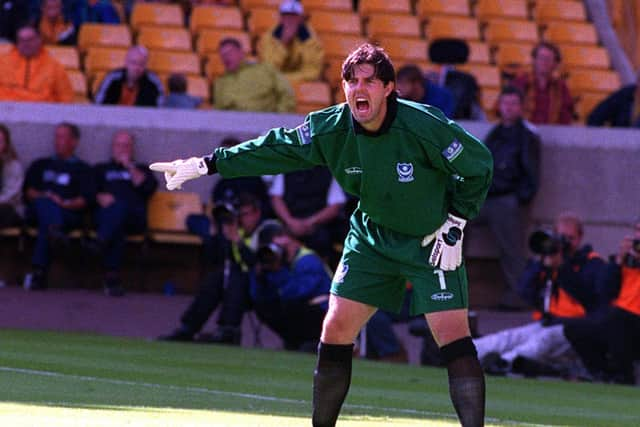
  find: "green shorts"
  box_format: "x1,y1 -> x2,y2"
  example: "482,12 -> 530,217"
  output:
330,210 -> 469,316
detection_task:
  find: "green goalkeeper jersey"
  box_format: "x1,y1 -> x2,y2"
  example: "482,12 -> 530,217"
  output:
213,96 -> 493,237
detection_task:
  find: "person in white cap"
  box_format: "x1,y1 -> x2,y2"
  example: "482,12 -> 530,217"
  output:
257,0 -> 324,83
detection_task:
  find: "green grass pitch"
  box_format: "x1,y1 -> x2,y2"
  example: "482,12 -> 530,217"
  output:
0,329 -> 638,426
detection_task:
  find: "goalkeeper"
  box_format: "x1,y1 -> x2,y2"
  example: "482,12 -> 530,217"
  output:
151,43 -> 493,427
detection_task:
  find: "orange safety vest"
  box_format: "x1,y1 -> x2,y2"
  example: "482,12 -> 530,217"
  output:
613,266 -> 640,316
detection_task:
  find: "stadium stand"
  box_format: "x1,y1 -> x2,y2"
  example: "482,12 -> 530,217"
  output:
416,0 -> 471,18
474,0 -> 529,22
146,191 -> 203,245
130,3 -> 184,31
302,0 -> 353,13
196,29 -> 252,56
292,81 -> 333,114
136,28 -> 192,52
358,0 -> 412,17
190,5 -> 244,34
246,8 -> 280,39
308,11 -> 362,36
366,14 -> 422,40
77,24 -> 131,53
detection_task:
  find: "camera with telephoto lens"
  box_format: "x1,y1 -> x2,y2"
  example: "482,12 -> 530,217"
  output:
528,229 -> 571,256
256,242 -> 285,271
212,200 -> 238,225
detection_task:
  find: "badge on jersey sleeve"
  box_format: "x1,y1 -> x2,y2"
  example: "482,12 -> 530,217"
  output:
442,138 -> 464,162
295,122 -> 312,145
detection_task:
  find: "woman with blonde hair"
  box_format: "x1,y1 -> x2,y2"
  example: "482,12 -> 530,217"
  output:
0,124 -> 24,228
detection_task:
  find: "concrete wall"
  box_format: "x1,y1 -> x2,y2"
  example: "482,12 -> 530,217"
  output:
1,101 -> 638,257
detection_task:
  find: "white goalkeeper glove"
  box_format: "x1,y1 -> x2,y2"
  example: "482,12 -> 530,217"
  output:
149,157 -> 209,190
421,213 -> 466,271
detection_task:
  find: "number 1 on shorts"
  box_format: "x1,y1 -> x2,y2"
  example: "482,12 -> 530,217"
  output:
434,269 -> 447,290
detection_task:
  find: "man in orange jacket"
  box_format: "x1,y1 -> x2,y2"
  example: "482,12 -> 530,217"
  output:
0,25 -> 73,103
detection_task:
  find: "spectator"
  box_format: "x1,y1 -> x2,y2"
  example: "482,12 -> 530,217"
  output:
511,42 -> 574,125
214,37 -> 295,113
565,218 -> 640,385
92,130 -> 157,296
269,166 -> 347,265
476,212 -> 610,376
0,25 -> 73,103
250,222 -> 330,352
71,0 -> 120,28
0,124 -> 24,228
427,38 -> 485,121
22,122 -> 95,291
39,0 -> 76,45
94,45 -> 164,107
0,1 -> 30,43
396,64 -> 455,117
257,0 -> 324,83
587,70 -> 640,128
471,86 -> 540,310
160,73 -> 203,109
159,193 -> 277,344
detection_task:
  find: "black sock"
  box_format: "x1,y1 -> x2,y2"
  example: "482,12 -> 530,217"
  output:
441,337 -> 485,427
312,342 -> 354,427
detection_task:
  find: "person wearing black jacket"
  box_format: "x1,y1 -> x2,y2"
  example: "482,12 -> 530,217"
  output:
587,73 -> 640,128
472,86 -> 540,309
92,130 -> 157,296
94,45 -> 164,107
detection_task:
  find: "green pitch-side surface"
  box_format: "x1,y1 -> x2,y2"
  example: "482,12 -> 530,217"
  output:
0,330 -> 638,426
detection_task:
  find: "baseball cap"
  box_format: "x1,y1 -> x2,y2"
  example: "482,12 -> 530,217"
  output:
279,0 -> 304,15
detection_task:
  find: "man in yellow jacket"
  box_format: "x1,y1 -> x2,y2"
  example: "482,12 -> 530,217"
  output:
214,37 -> 295,113
257,0 -> 324,83
0,25 -> 73,103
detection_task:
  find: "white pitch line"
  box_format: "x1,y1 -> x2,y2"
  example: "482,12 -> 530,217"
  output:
0,366 -> 549,426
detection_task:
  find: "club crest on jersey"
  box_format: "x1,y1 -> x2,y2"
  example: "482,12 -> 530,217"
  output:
442,139 -> 463,162
295,123 -> 311,145
396,163 -> 414,182
333,262 -> 349,284
431,291 -> 454,301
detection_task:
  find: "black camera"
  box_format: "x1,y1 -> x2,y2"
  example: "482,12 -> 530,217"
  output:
212,200 -> 238,225
257,243 -> 285,270
528,230 -> 570,256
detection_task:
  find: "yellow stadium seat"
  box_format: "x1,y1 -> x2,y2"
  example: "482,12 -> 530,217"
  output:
494,42 -> 534,70
359,0 -> 411,17
534,0 -> 587,24
137,27 -> 192,52
190,5 -> 244,34
475,0 -> 528,22
205,54 -> 226,80
543,22 -> 598,45
380,37 -> 428,63
425,16 -> 480,41
84,47 -> 128,80
334,86 -> 346,104
567,69 -> 621,93
293,81 -> 333,114
147,191 -> 203,245
467,41 -> 491,64
239,0 -> 281,10
416,0 -> 470,19
575,92 -> 609,123
559,45 -> 610,70
318,34 -> 367,59
67,69 -> 88,99
45,45 -> 80,69
78,24 -> 131,52
130,3 -> 184,30
458,64 -> 501,88
324,57 -> 345,90
247,8 -> 280,38
483,19 -> 539,44
196,29 -> 252,56
367,14 -> 422,40
148,51 -> 201,76
303,0 -> 352,12
309,11 -> 362,36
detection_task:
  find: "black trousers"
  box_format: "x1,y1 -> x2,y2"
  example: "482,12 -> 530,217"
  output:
180,265 -> 250,333
255,300 -> 326,351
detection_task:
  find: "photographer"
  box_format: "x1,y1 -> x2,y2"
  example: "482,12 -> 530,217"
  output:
158,193 -> 277,344
250,223 -> 330,352
565,219 -> 640,384
476,212 -> 610,376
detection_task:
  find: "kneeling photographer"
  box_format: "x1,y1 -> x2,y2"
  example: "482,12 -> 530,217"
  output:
159,193 -> 277,344
565,218 -> 640,384
250,223 -> 331,352
475,212 -> 611,377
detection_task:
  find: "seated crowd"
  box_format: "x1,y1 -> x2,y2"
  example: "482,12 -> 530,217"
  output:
0,0 -> 636,126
